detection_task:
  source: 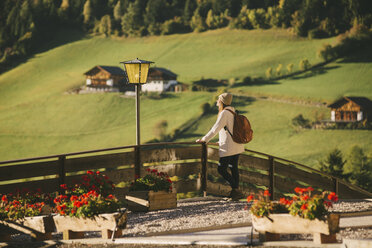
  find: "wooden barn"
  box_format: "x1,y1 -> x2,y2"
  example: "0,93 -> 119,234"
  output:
84,66 -> 126,88
328,97 -> 372,122
142,67 -> 180,92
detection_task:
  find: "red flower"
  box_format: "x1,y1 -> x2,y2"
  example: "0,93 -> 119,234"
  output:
60,184 -> 67,190
279,197 -> 288,205
300,203 -> 308,210
151,169 -> 158,173
1,195 -> 8,202
247,195 -> 254,202
307,187 -> 314,192
87,170 -> 94,175
263,190 -> 271,197
327,192 -> 338,202
295,187 -> 304,194
70,195 -> 78,202
300,195 -> 309,201
108,194 -> 114,199
96,171 -> 100,175
324,200 -> 333,207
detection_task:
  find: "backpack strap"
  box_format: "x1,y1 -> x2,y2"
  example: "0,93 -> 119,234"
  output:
223,108 -> 235,137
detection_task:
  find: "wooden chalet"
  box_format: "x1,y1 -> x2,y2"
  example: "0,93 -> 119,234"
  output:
328,97 -> 372,122
84,66 -> 126,88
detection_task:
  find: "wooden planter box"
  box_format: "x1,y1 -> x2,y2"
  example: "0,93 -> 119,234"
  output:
125,190 -> 177,212
53,211 -> 127,240
252,213 -> 340,244
0,215 -> 55,241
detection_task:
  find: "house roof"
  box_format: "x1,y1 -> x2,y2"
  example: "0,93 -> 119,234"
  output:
148,67 -> 177,80
84,66 -> 125,76
328,97 -> 372,109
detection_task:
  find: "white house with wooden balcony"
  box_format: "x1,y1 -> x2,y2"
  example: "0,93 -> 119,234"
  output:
141,67 -> 180,92
328,97 -> 372,122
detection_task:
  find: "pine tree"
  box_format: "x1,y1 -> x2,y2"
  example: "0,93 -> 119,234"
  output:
113,0 -> 122,21
83,0 -> 93,24
184,0 -> 197,22
99,15 -> 112,37
318,149 -> 347,179
344,146 -> 372,191
121,0 -> 145,36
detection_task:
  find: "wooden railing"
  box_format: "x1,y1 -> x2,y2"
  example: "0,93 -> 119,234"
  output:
0,142 -> 371,199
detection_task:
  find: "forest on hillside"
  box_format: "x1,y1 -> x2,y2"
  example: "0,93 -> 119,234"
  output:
1,0 -> 372,69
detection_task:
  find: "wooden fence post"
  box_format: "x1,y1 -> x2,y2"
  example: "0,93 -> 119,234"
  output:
269,156 -> 275,200
201,143 -> 207,197
333,177 -> 339,195
58,156 -> 66,193
134,146 -> 141,180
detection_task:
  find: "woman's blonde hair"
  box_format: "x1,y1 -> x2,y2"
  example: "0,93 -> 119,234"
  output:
218,98 -> 229,114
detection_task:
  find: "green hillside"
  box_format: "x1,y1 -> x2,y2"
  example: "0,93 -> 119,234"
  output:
0,28 -> 371,167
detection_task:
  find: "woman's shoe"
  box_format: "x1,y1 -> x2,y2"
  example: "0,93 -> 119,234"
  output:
230,189 -> 245,201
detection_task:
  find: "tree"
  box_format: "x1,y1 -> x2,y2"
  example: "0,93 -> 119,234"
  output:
83,0 -> 93,24
286,63 -> 294,74
183,0 -> 197,22
265,67 -> 272,79
318,149 -> 347,179
299,58 -> 310,71
113,0 -> 123,22
190,9 -> 206,32
317,43 -> 336,62
276,64 -> 282,77
99,15 -> 112,36
145,0 -> 170,26
292,114 -> 310,128
121,0 -> 145,36
344,146 -> 372,191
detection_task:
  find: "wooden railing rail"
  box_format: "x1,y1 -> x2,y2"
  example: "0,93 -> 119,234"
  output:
0,142 -> 371,199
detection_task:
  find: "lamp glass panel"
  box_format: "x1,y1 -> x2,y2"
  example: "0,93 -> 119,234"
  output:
124,63 -> 140,83
140,64 -> 150,83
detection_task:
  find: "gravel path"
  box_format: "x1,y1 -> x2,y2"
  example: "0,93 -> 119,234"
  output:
122,197 -> 372,237
123,197 -> 250,237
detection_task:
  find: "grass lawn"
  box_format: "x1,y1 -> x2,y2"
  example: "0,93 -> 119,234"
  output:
0,92 -> 210,160
0,28 -> 371,166
232,56 -> 372,103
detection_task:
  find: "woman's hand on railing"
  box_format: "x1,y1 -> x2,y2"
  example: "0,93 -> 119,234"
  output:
195,139 -> 203,143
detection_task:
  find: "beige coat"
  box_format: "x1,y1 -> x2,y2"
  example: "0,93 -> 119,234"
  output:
201,106 -> 245,157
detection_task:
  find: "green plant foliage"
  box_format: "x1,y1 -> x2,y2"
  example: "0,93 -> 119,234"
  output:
129,169 -> 172,192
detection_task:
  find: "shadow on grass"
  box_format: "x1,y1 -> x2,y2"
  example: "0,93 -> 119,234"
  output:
230,78 -> 280,88
339,47 -> 372,63
290,65 -> 340,80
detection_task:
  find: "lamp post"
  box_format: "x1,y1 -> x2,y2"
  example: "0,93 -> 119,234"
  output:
121,58 -> 154,178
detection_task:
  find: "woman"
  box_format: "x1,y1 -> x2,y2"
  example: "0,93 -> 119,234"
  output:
196,93 -> 245,200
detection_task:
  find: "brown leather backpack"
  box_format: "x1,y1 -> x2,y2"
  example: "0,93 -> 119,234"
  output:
224,109 -> 253,144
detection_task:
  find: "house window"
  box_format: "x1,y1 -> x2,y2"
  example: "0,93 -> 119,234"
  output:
107,79 -> 114,86
86,79 -> 92,85
357,111 -> 363,121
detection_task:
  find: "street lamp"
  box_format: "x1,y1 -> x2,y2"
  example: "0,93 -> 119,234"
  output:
120,58 -> 154,177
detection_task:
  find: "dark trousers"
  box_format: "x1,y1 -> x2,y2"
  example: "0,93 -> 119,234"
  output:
218,154 -> 240,189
